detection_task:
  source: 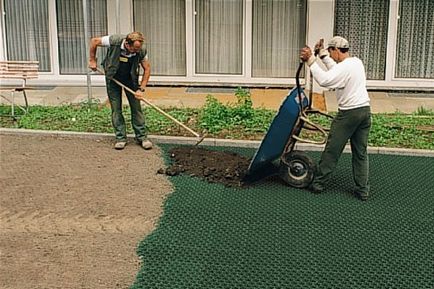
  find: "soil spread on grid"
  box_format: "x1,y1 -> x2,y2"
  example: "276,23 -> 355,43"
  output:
159,146 -> 252,187
0,133 -> 172,289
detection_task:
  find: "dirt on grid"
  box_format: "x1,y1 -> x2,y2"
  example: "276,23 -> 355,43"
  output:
159,146 -> 252,187
0,133 -> 172,289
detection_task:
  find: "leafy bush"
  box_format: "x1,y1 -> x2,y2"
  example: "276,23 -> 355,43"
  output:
199,87 -> 274,134
199,94 -> 231,133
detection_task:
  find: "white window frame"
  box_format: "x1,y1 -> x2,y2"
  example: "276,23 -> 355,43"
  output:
37,0 -> 115,86
1,0 -> 432,88
0,1 -> 5,60
308,0 -> 433,92
152,0 -> 300,86
1,0 -> 55,86
192,0 -> 244,76
377,0 -> 433,90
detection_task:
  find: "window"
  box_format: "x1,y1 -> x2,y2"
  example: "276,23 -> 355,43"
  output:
195,0 -> 243,75
56,0 -> 107,74
252,0 -> 306,78
395,0 -> 434,79
334,0 -> 389,80
4,0 -> 50,71
133,0 -> 186,76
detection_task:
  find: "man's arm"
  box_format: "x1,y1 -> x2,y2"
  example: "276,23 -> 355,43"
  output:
300,46 -> 346,89
134,59 -> 151,99
88,37 -> 103,71
310,61 -> 348,88
321,55 -> 337,70
314,39 -> 336,70
139,59 -> 151,90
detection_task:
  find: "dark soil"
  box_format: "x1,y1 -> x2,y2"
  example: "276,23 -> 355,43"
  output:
159,146 -> 252,187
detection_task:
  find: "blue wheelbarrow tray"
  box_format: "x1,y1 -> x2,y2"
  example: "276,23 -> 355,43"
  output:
243,87 -> 309,183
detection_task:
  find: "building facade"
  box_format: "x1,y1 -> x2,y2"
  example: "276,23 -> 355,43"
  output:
1,0 -> 433,91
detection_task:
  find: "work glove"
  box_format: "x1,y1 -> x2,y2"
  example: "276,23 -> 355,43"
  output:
318,49 -> 329,59
300,46 -> 316,66
314,39 -> 324,56
314,39 -> 329,59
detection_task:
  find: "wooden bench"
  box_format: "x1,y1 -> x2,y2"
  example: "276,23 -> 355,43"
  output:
0,60 -> 39,117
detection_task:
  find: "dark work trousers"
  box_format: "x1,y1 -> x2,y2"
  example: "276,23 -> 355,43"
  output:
106,78 -> 146,142
312,106 -> 371,194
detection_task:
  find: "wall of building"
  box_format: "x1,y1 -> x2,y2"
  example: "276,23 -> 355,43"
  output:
1,0 -> 433,91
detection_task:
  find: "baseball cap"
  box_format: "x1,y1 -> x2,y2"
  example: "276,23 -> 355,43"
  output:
327,36 -> 349,49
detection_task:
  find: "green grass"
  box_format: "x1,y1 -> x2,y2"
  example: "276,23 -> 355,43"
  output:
1,95 -> 433,149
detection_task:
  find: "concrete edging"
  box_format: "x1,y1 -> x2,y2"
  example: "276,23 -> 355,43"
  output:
1,128 -> 433,157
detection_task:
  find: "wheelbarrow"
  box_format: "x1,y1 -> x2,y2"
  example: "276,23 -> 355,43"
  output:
243,62 -> 331,188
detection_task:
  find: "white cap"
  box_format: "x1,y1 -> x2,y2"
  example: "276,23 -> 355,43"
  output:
327,36 -> 349,49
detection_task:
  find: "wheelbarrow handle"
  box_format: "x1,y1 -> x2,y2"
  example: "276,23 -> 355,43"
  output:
295,62 -> 305,111
292,115 -> 327,145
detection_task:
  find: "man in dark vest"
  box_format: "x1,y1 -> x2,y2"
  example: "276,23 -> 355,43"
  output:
89,32 -> 152,150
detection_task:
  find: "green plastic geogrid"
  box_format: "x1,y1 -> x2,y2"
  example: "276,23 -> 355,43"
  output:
131,145 -> 434,289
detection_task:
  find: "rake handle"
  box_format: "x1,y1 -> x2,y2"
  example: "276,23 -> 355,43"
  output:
96,68 -> 200,138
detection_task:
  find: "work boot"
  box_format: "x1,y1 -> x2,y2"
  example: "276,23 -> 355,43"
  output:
308,183 -> 324,194
354,190 -> 369,201
114,141 -> 127,150
141,139 -> 153,150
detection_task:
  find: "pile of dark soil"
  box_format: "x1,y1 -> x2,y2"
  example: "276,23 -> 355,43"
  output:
158,146 -> 252,187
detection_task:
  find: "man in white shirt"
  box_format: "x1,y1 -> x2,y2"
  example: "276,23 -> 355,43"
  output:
300,36 -> 371,201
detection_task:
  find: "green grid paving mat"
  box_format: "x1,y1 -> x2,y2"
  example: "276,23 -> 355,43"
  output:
131,145 -> 434,289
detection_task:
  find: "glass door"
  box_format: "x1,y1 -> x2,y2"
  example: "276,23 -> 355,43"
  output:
133,0 -> 186,76
4,0 -> 51,71
194,0 -> 243,75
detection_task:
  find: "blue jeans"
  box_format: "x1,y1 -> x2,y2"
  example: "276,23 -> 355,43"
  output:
106,78 -> 146,142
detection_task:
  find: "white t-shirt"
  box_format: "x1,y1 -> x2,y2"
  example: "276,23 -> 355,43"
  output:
310,56 -> 370,110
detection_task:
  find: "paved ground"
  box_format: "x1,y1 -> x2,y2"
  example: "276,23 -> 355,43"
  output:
1,85 -> 433,113
0,134 -> 172,289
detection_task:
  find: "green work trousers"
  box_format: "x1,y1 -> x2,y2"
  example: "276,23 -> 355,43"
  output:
106,78 -> 146,142
312,106 -> 371,194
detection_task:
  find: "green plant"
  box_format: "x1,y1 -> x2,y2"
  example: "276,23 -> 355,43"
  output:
0,103 -> 432,150
198,88 -> 274,135
415,106 -> 433,116
369,113 -> 433,149
199,95 -> 231,133
232,87 -> 254,120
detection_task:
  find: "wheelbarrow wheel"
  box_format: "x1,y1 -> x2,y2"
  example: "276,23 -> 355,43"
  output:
279,151 -> 316,188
